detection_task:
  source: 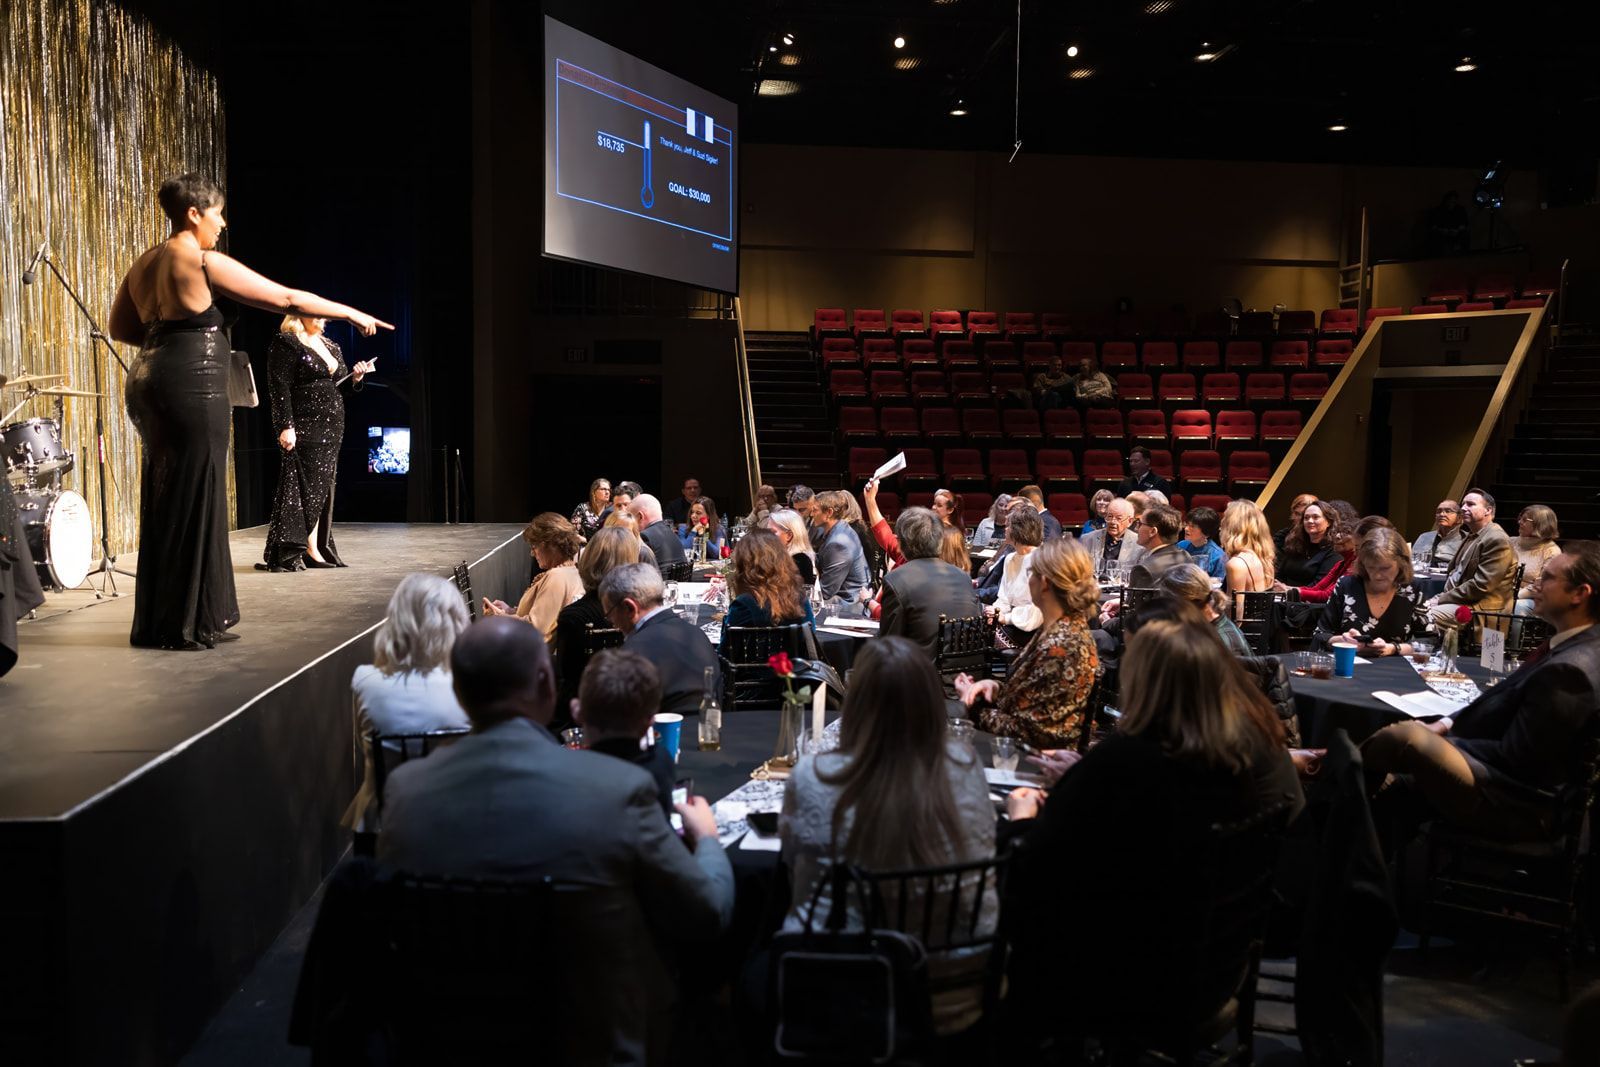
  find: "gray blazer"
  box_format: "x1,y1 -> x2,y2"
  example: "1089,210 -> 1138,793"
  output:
817,520 -> 870,604
1441,521 -> 1516,614
1129,542 -> 1191,589
880,557 -> 983,660
1078,528 -> 1146,576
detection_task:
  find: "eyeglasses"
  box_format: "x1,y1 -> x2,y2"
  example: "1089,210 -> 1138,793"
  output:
1529,572 -> 1565,589
1436,507 -> 1458,514
1127,519 -> 1145,529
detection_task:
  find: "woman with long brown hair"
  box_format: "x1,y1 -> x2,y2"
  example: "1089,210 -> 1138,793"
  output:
780,636 -> 997,1035
1277,497 -> 1342,587
722,529 -> 813,649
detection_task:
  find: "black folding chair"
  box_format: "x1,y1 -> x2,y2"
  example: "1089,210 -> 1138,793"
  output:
1233,590 -> 1287,655
721,623 -> 819,710
355,727 -> 471,855
660,559 -> 694,582
452,561 -> 475,620
935,614 -> 998,687
1459,609 -> 1554,658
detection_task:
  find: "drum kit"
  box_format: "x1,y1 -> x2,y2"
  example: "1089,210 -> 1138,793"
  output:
1,371 -> 101,590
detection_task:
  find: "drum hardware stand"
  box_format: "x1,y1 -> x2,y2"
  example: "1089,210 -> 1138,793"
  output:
31,250 -> 134,597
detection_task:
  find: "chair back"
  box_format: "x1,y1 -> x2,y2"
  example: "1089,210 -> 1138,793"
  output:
356,727 -> 471,852
1237,655 -> 1300,746
722,623 -> 819,709
580,622 -> 625,659
452,562 -> 475,620
1233,590 -> 1286,655
1075,665 -> 1107,754
935,614 -> 996,685
1460,609 -> 1554,658
1120,584 -> 1161,623
660,559 -> 694,582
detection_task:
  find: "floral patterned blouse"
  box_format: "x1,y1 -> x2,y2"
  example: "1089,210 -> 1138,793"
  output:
977,614 -> 1098,749
1312,575 -> 1421,649
570,502 -> 605,540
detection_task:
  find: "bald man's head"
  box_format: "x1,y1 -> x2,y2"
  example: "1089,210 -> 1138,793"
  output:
450,617 -> 556,728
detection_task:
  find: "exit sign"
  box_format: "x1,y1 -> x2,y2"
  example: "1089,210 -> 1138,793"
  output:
1441,325 -> 1469,343
563,346 -> 589,363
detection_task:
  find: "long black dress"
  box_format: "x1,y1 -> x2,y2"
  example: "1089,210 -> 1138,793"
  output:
263,331 -> 348,570
125,305 -> 241,649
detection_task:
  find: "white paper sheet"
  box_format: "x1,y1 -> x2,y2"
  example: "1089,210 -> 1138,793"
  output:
1480,628 -> 1506,673
817,625 -> 873,638
1372,689 -> 1468,719
983,767 -> 1047,789
739,831 -> 783,851
871,451 -> 908,482
820,617 -> 880,632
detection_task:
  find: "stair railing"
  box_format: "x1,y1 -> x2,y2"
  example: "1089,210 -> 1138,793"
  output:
1454,306 -> 1551,499
732,296 -> 763,506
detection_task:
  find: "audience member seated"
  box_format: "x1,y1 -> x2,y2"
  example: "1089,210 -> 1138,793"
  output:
971,493 -> 1014,548
743,483 -> 778,528
630,493 -> 687,570
832,488 -> 885,582
990,507 -> 1045,649
575,648 -> 676,817
1515,504 -> 1563,616
1412,498 -> 1465,570
555,527 -> 641,707
598,479 -> 642,525
1082,489 -> 1113,536
939,523 -> 972,573
879,507 -> 983,659
483,512 -> 585,642
931,488 -> 961,528
722,529 -> 814,656
344,573 -> 471,829
1277,497 -> 1343,588
812,490 -> 871,612
954,538 -> 1099,748
1070,356 -> 1115,410
787,483 -> 820,545
1001,616 -> 1301,1052
1221,499 -> 1277,606
376,620 -> 735,1024
1128,504 -> 1188,587
1272,493 -> 1317,555
780,636 -> 997,1036
571,477 -> 611,541
1115,445 -> 1174,499
1078,497 -> 1144,580
1013,484 -> 1063,539
603,505 -> 657,565
861,478 -> 907,568
975,537 -> 1014,606
1362,541 -> 1600,845
1312,527 -> 1421,656
1424,488 -> 1516,629
664,475 -> 701,528
1159,564 -> 1251,655
601,563 -> 721,717
763,507 -> 818,586
1177,505 -> 1228,580
1032,355 -> 1073,410
676,495 -> 727,559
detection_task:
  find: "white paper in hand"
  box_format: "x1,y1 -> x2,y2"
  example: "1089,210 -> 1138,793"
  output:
1480,627 -> 1506,673
871,451 -> 907,482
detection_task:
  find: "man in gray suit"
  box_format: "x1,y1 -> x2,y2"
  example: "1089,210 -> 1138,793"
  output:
378,618 -> 733,1061
879,506 -> 983,660
1127,504 -> 1190,588
1077,497 -> 1145,580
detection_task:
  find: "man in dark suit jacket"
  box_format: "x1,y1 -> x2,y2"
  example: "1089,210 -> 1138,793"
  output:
1113,446 -> 1174,500
879,506 -> 982,660
1363,542 -> 1600,843
602,562 -> 721,717
1013,485 -> 1063,540
631,493 -> 687,570
576,647 -> 677,817
1127,504 -> 1189,588
378,618 -> 734,1065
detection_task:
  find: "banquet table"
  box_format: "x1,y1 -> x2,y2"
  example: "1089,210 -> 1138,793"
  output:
1413,571 -> 1450,599
669,583 -> 875,673
1290,653 -> 1499,746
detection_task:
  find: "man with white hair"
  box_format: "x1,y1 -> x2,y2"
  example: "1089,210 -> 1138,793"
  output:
1076,497 -> 1145,580
630,493 -> 687,570
601,563 -> 719,716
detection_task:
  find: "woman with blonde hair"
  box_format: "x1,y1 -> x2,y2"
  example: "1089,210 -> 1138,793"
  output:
1312,526 -> 1421,655
1159,563 -> 1250,655
954,537 -> 1099,748
345,573 -> 470,828
1514,505 -> 1562,615
602,507 -> 657,568
782,636 -> 996,1035
483,513 -> 586,641
1220,499 -> 1277,608
763,507 -> 817,585
554,527 -> 642,702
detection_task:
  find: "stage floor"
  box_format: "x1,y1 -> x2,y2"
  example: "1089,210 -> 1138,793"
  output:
0,522 -> 525,821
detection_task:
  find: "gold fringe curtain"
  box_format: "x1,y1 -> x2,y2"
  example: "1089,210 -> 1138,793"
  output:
0,0 -> 226,557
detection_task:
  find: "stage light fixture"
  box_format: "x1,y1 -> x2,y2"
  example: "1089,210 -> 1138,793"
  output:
1327,123 -> 1347,132
768,45 -> 777,52
894,35 -> 906,49
757,79 -> 801,97
893,56 -> 922,71
1195,51 -> 1216,62
778,53 -> 800,67
1067,67 -> 1095,80
949,100 -> 968,116
1454,57 -> 1477,72
1144,0 -> 1175,13
782,32 -> 794,46
1066,44 -> 1079,58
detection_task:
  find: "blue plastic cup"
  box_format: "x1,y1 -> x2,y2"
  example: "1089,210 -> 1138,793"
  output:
1331,640 -> 1358,679
652,713 -> 684,762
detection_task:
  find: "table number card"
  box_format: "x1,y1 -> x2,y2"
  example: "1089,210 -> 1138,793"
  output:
1480,627 -> 1506,673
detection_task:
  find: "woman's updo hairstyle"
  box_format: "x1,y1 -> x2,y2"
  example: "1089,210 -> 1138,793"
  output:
158,172 -> 225,225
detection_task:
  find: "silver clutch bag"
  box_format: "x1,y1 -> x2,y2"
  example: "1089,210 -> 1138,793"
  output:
228,350 -> 258,408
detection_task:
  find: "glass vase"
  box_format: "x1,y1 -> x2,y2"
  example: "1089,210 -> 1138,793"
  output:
772,697 -> 805,769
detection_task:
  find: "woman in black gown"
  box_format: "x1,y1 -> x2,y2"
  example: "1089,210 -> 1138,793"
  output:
109,172 -> 391,649
261,317 -> 374,570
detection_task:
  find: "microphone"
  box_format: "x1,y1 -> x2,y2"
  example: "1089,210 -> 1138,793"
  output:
21,241 -> 47,285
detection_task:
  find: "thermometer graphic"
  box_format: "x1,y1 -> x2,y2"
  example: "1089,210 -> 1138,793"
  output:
640,120 -> 654,208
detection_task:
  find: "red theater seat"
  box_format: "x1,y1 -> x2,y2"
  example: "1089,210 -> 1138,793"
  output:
966,311 -> 1000,339
1158,373 -> 1198,405
1127,409 -> 1168,444
1148,449 -> 1175,480
854,309 -> 888,337
1506,297 -> 1546,310
907,492 -> 935,510
1100,341 -> 1138,370
990,372 -> 1026,396
839,406 -> 878,443
1410,304 -> 1449,316
821,347 -> 860,373
1319,308 -> 1358,336
814,308 -> 848,338
1004,311 -> 1039,339
1179,450 -> 1224,491
862,338 -> 899,368
943,340 -> 978,368
1085,409 -> 1125,443
961,492 -> 994,528
1059,341 -> 1096,363
902,449 -> 938,488
1245,373 -> 1286,403
951,372 -> 991,407
929,310 -> 964,338
1048,493 -> 1090,529
1424,277 -> 1469,305
1521,271 -> 1559,299
830,369 -> 868,403
1455,302 -> 1495,313
1214,410 -> 1257,444
911,370 -> 949,406
1269,341 -> 1308,369
1118,373 -> 1155,403
1036,450 -> 1079,490
879,407 -> 920,448
943,448 -> 987,490
962,408 -> 1003,443
1228,451 -> 1272,493
1313,340 -> 1353,366
1041,313 -> 1073,339
1260,410 -> 1303,442
921,407 -> 961,443
1002,409 -> 1043,442
1473,274 -> 1515,303
1224,341 -> 1263,369
891,309 -> 927,336
1202,373 -> 1241,404
1182,341 -> 1220,369
1142,341 -> 1178,369
1278,310 -> 1317,337
1082,449 -> 1125,491
877,491 -> 902,521
988,449 -> 1033,490
1290,373 -> 1330,400
1043,408 -> 1083,443
901,338 -> 938,370
1364,306 -> 1402,328
870,370 -> 910,405
1190,494 -> 1232,513
1022,341 -> 1057,368
848,447 -> 887,483
1171,409 -> 1213,446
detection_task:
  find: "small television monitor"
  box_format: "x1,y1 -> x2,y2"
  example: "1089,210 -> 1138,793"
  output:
367,426 -> 410,475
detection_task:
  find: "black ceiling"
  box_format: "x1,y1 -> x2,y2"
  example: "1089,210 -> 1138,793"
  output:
549,0 -> 1600,171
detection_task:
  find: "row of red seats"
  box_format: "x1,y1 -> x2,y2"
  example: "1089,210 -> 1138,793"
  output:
849,445 -> 1269,496
829,369 -> 1331,406
839,406 -> 1304,449
1420,271 -> 1558,307
815,307 -> 1345,342
878,489 -> 1238,529
820,336 -> 1354,372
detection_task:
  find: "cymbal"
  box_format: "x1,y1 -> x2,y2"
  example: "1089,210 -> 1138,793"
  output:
0,373 -> 65,389
35,387 -> 104,398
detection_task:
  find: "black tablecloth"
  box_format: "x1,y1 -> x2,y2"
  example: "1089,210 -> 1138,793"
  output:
1291,655 -> 1496,746
1413,574 -> 1449,599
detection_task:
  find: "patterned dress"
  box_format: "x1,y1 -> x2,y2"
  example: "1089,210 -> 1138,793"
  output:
1312,575 -> 1421,649
977,614 -> 1098,749
570,502 -> 605,540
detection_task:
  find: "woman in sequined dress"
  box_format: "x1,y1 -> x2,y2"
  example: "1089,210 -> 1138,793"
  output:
261,316 -> 374,570
109,172 -> 391,649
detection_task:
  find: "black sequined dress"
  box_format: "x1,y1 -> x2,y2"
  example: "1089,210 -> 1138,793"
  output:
263,331 -> 348,569
125,303 -> 241,649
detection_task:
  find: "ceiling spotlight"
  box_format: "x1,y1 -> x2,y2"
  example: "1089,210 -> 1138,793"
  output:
1194,52 -> 1216,62
1143,0 -> 1175,12
1066,44 -> 1079,58
1327,123 -> 1347,132
756,79 -> 801,97
778,52 -> 800,67
768,45 -> 777,52
1067,67 -> 1095,80
893,35 -> 906,49
949,101 -> 968,116
1454,57 -> 1477,72
782,32 -> 794,46
893,56 -> 921,71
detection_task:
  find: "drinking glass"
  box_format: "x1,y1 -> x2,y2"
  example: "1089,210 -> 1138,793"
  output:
1410,637 -> 1436,666
948,718 -> 976,750
1308,653 -> 1335,680
991,736 -> 1019,773
664,581 -> 679,609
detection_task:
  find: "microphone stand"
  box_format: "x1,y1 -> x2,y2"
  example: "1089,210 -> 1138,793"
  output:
37,252 -> 135,596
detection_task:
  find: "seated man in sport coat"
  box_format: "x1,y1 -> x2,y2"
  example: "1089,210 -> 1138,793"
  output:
602,562 -> 721,717
879,506 -> 983,660
1077,497 -> 1146,580
1363,541 -> 1600,844
630,493 -> 688,571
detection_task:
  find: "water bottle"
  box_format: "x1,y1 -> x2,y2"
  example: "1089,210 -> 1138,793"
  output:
697,665 -> 722,751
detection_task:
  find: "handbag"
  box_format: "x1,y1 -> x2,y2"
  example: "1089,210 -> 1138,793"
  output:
227,349 -> 259,408
770,865 -> 933,1062
789,655 -> 847,710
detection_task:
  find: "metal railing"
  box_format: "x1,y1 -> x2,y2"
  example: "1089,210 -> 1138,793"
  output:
732,296 -> 763,504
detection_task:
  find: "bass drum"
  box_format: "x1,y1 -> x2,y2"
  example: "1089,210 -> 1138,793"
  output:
16,488 -> 92,590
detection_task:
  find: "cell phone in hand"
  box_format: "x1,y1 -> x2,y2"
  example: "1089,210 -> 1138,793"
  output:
670,780 -> 691,835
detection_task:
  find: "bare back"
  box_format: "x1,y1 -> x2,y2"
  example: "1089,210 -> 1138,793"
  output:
123,237 -> 214,323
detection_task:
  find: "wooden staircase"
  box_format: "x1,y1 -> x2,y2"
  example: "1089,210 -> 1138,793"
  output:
1488,335 -> 1600,542
744,330 -> 841,491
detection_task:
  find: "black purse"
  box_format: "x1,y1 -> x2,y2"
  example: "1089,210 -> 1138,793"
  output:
770,865 -> 934,1062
